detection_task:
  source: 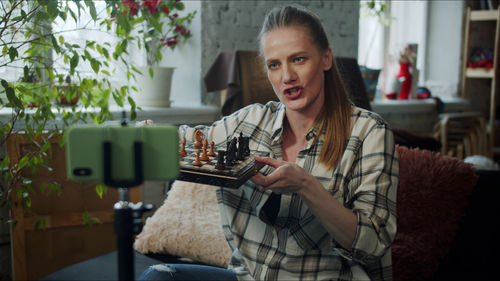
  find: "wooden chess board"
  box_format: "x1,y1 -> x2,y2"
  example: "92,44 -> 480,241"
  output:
178,143 -> 269,188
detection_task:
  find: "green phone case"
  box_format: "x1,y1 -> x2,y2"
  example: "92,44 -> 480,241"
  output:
66,124 -> 179,182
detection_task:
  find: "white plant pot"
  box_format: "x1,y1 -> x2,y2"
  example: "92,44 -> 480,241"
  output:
134,66 -> 174,107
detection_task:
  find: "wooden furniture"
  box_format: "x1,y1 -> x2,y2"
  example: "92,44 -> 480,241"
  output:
461,8 -> 500,158
7,134 -> 140,280
434,112 -> 487,159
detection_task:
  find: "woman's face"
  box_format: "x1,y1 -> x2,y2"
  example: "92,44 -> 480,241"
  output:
261,26 -> 332,116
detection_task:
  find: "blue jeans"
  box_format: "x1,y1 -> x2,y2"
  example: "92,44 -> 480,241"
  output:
138,264 -> 238,281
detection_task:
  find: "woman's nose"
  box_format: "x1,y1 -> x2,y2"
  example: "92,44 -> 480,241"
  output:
282,64 -> 297,83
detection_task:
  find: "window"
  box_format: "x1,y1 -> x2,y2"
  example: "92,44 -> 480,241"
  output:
358,0 -> 464,99
50,1 -> 202,107
52,1 -> 130,84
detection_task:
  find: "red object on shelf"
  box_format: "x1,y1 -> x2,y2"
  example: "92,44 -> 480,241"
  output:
386,92 -> 397,100
397,62 -> 412,100
468,59 -> 493,69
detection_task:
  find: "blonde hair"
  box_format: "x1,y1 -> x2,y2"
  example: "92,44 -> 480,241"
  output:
259,5 -> 352,169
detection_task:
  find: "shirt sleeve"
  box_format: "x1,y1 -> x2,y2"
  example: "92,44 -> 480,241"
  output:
338,120 -> 398,265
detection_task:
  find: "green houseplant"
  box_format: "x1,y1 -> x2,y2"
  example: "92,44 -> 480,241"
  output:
111,0 -> 195,67
0,1 -> 196,279
0,0 -> 194,226
109,0 -> 196,107
0,0 -> 134,226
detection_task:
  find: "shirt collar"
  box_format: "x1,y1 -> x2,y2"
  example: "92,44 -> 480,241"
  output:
271,103 -> 321,143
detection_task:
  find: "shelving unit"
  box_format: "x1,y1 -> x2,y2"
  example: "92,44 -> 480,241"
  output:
461,8 -> 500,158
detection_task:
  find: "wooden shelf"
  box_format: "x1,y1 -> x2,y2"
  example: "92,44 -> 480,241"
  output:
466,68 -> 495,78
461,8 -> 500,158
471,10 -> 499,21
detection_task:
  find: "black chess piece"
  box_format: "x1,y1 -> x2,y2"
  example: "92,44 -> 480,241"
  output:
237,133 -> 245,160
231,137 -> 238,158
215,150 -> 226,170
243,136 -> 250,156
226,138 -> 237,166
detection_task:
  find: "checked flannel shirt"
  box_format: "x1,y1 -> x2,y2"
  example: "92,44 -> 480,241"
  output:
179,101 -> 398,281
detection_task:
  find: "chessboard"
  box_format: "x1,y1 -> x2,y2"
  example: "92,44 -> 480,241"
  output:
177,141 -> 269,189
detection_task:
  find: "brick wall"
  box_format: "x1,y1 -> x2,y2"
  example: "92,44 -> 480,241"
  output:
201,0 -> 360,105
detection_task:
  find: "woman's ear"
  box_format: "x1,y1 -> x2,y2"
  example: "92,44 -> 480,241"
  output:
323,48 -> 333,71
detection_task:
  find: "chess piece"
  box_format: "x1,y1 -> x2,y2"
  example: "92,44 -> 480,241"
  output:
226,138 -> 237,166
179,139 -> 187,157
207,141 -> 216,156
237,133 -> 245,160
192,149 -> 202,166
215,150 -> 226,170
200,139 -> 210,161
230,137 -> 238,155
194,130 -> 204,149
243,137 -> 250,156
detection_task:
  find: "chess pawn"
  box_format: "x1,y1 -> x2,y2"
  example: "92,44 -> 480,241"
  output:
200,140 -> 210,161
179,139 -> 187,157
192,149 -> 203,166
207,141 -> 216,156
215,150 -> 226,170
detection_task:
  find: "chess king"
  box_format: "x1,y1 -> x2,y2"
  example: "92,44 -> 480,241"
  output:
139,5 -> 398,281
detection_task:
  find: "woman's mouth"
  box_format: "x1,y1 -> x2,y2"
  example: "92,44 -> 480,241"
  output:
284,87 -> 302,99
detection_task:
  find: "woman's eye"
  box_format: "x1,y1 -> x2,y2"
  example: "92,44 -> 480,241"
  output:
294,57 -> 305,63
268,63 -> 278,70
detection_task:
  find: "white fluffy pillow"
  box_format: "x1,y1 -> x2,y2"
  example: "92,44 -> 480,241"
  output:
134,181 -> 232,268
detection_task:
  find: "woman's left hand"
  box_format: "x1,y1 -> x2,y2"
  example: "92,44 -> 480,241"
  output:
251,156 -> 313,195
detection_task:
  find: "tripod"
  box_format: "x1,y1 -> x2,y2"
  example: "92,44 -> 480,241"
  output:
103,139 -> 153,280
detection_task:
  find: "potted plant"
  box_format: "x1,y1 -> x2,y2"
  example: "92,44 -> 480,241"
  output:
0,1 -> 197,278
0,0 -> 148,227
108,0 -> 196,107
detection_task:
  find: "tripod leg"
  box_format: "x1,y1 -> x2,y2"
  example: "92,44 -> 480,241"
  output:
115,189 -> 134,280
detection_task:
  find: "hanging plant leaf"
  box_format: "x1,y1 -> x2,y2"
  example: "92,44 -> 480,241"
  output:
1,80 -> 23,108
8,47 -> 18,61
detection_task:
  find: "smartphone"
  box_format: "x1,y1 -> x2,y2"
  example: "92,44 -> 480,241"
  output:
66,124 -> 179,183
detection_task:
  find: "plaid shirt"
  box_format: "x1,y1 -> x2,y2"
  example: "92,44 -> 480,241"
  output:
180,102 -> 398,281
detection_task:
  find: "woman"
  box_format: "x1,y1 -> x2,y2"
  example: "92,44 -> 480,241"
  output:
140,5 -> 397,281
